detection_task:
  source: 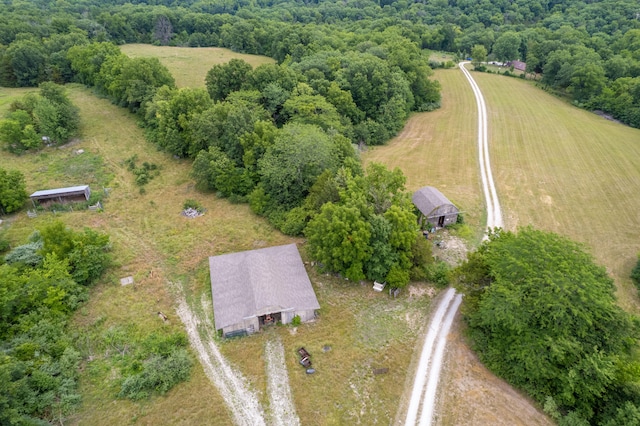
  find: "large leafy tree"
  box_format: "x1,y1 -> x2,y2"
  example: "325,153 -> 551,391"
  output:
492,31 -> 521,62
305,202 -> 372,281
146,86 -> 213,158
456,227 -> 640,422
205,58 -> 252,102
305,163 -> 420,287
258,123 -> 339,209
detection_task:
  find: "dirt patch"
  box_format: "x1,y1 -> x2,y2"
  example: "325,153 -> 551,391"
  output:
432,231 -> 469,267
408,285 -> 436,299
435,315 -> 553,426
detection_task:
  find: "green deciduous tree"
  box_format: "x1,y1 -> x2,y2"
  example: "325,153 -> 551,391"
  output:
456,227 -> 640,422
471,44 -> 488,69
492,31 -> 522,62
258,123 -> 339,209
205,58 -> 252,102
0,168 -> 27,214
305,202 -> 372,281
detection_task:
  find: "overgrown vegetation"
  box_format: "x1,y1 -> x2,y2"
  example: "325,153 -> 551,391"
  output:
0,221 -> 111,425
632,255 -> 640,291
0,83 -> 80,153
0,167 -> 27,214
455,227 -> 640,425
124,155 -> 160,189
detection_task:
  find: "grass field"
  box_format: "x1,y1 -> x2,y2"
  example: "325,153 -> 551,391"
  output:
363,68 -> 485,244
0,71 -> 439,423
365,66 -> 640,423
365,68 -> 640,309
120,44 -> 275,88
473,72 -> 640,311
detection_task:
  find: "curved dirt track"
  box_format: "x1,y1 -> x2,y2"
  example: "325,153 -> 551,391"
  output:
403,62 -> 503,426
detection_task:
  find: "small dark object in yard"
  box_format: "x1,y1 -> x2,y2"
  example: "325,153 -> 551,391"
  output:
373,368 -> 389,375
298,347 -> 312,368
306,368 -> 315,374
157,311 -> 168,322
322,345 -> 331,352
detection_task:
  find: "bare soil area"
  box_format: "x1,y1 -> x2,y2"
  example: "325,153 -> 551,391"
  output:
435,316 -> 553,426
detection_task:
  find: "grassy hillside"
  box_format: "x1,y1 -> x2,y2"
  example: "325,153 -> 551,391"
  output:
365,68 -> 640,309
365,66 -> 640,424
0,82 -> 437,424
120,44 -> 275,88
363,68 -> 485,243
474,72 -> 640,311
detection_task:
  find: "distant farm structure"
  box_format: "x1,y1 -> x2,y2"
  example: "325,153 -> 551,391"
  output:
507,60 -> 527,72
412,186 -> 459,228
30,185 -> 91,207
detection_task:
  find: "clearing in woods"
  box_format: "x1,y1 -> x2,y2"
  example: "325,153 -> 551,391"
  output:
120,44 -> 275,88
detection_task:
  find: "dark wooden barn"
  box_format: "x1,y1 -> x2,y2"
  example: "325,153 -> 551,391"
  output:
30,185 -> 91,206
412,186 -> 459,228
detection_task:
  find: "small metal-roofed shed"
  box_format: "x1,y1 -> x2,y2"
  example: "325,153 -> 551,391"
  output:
412,186 -> 459,228
209,243 -> 320,338
30,185 -> 91,206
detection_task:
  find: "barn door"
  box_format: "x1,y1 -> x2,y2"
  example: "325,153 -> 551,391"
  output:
438,216 -> 445,227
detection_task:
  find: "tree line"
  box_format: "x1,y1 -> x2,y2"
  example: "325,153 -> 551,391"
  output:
0,0 -> 639,125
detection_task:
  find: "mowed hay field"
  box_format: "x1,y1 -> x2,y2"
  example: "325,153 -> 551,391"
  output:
364,69 -> 554,425
363,68 -> 485,242
0,51 -> 440,424
472,71 -> 640,311
120,44 -> 275,88
366,66 -> 640,424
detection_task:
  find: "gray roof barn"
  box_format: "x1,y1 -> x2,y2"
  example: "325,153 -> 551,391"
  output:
412,186 -> 459,228
209,244 -> 320,335
30,185 -> 90,204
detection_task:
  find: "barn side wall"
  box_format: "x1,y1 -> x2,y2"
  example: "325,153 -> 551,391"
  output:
222,317 -> 259,336
292,309 -> 316,323
427,205 -> 459,227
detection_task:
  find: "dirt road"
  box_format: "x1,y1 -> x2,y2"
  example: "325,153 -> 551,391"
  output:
460,62 -> 503,231
403,62 -> 504,426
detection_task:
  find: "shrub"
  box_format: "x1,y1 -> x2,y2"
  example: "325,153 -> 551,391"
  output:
426,261 -> 451,288
119,348 -> 192,400
183,199 -> 203,212
291,315 -> 301,326
631,255 -> 640,289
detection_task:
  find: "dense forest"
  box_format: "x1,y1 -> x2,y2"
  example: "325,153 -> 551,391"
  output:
0,0 -> 639,125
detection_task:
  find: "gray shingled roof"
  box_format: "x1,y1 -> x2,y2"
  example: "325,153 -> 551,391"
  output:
209,244 -> 320,331
412,186 -> 458,218
30,185 -> 89,199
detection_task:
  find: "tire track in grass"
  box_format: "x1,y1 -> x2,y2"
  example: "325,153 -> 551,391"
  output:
404,62 -> 504,426
175,292 -> 266,426
264,337 -> 301,426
